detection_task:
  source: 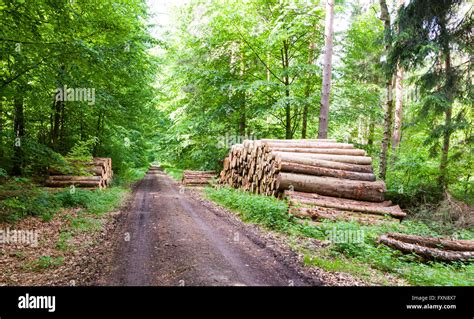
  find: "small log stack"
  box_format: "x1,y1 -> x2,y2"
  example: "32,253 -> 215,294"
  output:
46,157 -> 113,189
182,170 -> 216,186
219,139 -> 406,223
378,232 -> 474,262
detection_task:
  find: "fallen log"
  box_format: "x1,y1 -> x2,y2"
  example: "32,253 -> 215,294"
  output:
378,234 -> 474,262
277,173 -> 385,202
384,233 -> 474,252
278,161 -> 376,181
287,197 -> 405,219
290,207 -> 395,225
284,191 -> 392,207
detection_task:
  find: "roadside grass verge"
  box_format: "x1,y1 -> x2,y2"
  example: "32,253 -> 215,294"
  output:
160,162 -> 184,181
205,186 -> 474,286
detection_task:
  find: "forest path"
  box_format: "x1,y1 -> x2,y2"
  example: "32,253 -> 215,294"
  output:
98,168 -> 322,286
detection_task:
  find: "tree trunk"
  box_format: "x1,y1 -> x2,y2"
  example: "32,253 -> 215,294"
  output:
378,0 -> 393,180
0,99 -> 4,160
12,95 -> 24,176
279,161 -> 376,181
282,40 -> 292,139
277,172 -> 386,202
385,233 -> 474,252
438,19 -> 453,191
238,50 -> 246,136
378,234 -> 474,262
391,0 -> 405,153
302,42 -> 316,138
276,152 -> 373,173
318,0 -> 334,139
274,151 -> 372,165
270,147 -> 366,156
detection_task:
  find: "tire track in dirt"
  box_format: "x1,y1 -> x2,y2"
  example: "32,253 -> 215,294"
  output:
99,168 -> 322,286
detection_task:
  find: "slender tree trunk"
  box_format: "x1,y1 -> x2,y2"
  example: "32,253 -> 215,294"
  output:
282,40 -> 292,139
302,42 -> 315,139
378,0 -> 393,180
238,51 -> 246,137
318,0 -> 334,139
12,96 -> 24,176
391,0 -> 405,153
392,63 -> 403,151
0,99 -> 4,160
367,114 -> 375,149
438,22 -> 453,191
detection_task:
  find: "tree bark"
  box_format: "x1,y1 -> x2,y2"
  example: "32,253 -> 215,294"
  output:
302,42 -> 316,138
277,172 -> 386,202
391,0 -> 405,153
12,95 -> 24,176
378,234 -> 474,262
318,0 -> 334,139
274,151 -> 373,165
279,161 -> 376,181
276,152 -> 373,173
378,0 -> 393,180
385,233 -> 474,252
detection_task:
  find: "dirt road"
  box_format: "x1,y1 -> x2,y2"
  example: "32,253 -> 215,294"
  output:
99,168 -> 323,286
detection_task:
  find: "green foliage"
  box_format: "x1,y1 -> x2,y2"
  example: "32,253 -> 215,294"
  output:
206,186 -> 474,285
24,256 -> 65,272
205,186 -> 292,232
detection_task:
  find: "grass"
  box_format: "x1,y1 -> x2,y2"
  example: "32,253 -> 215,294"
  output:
159,162 -> 184,181
205,186 -> 474,286
23,256 -> 65,272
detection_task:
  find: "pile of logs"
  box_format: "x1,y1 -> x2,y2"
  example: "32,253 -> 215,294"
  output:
219,139 -> 406,223
46,157 -> 113,189
286,191 -> 404,225
182,170 -> 216,186
378,233 -> 474,262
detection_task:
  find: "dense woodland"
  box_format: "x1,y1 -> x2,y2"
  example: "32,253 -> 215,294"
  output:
0,1 -> 472,220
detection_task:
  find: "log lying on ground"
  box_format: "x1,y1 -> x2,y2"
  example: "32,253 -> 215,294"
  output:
290,206 -> 395,225
277,173 -> 386,202
383,233 -> 474,252
284,191 -> 393,207
182,170 -> 216,186
378,234 -> 474,262
286,193 -> 405,219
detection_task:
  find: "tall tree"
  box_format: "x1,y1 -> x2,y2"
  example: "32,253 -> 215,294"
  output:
391,0 -> 472,191
378,0 -> 394,180
391,0 -> 405,153
318,0 -> 335,139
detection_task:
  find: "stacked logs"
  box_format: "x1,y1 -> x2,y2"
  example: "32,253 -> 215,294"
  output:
46,157 -> 113,189
378,233 -> 474,262
182,170 -> 216,186
219,139 -> 406,223
285,191 -> 404,225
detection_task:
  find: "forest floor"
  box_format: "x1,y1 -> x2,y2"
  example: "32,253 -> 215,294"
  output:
94,168 -> 367,286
